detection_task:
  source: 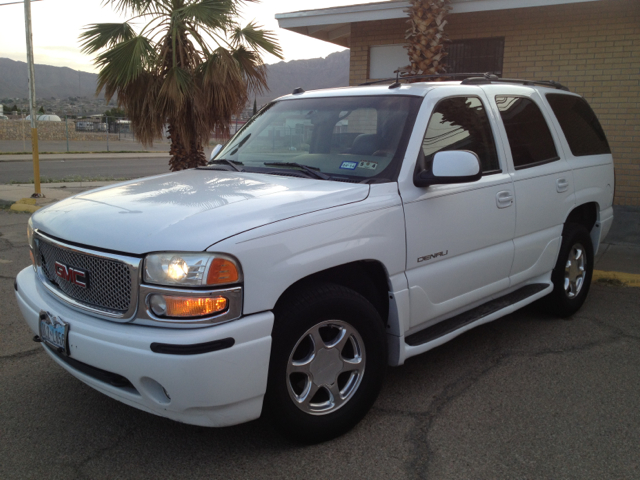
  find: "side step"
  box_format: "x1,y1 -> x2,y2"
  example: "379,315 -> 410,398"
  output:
405,284 -> 549,347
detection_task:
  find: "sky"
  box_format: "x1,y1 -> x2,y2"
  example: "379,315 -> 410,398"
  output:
0,0 -> 378,72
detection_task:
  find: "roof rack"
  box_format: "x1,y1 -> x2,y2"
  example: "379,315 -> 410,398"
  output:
461,73 -> 569,91
358,72 -> 569,91
359,72 -> 488,87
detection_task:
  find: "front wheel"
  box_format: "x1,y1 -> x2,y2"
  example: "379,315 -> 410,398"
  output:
265,282 -> 387,443
542,223 -> 594,317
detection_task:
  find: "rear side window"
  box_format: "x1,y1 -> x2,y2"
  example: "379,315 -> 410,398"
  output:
422,96 -> 500,173
546,94 -> 611,156
495,96 -> 558,169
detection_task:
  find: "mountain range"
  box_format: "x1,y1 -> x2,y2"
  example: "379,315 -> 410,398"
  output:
0,50 -> 350,104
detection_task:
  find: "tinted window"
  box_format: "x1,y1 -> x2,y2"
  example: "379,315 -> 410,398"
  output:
495,96 -> 558,169
546,94 -> 611,156
422,96 -> 500,173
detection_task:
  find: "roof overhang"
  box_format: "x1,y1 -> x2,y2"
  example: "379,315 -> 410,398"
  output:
276,0 -> 602,47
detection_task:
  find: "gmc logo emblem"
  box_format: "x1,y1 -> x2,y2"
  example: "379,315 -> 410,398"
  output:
55,261 -> 89,288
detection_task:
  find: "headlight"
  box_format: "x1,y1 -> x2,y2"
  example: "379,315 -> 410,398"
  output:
143,252 -> 242,287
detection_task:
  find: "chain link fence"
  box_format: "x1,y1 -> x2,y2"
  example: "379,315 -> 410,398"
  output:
0,115 -> 170,154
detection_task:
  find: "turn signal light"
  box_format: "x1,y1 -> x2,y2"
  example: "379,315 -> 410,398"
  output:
149,294 -> 227,318
207,258 -> 239,285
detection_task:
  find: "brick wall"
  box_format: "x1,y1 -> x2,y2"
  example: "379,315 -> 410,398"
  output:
349,0 -> 640,206
0,120 -> 118,142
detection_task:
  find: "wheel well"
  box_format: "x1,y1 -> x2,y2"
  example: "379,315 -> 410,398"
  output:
565,202 -> 598,233
274,261 -> 390,325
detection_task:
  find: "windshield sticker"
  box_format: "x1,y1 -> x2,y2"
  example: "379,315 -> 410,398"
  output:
358,161 -> 378,170
340,161 -> 358,170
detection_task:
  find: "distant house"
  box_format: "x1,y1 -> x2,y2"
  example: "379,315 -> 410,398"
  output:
276,0 -> 640,206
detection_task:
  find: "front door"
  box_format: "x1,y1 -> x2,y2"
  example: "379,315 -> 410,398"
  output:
401,91 -> 515,330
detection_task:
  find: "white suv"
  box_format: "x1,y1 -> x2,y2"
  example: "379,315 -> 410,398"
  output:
16,76 -> 615,442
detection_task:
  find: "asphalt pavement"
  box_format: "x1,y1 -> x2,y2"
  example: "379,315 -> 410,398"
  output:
1,207 -> 639,479
0,155 -> 171,184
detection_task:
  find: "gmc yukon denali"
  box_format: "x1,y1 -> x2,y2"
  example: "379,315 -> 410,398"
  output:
16,76 -> 615,442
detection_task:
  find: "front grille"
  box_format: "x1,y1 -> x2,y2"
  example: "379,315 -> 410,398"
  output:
38,239 -> 132,313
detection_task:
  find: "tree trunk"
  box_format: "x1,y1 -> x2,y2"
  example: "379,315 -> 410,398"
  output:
403,0 -> 451,78
168,124 -> 207,171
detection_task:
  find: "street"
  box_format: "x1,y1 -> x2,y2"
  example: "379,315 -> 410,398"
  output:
1,210 -> 639,479
0,157 -> 171,183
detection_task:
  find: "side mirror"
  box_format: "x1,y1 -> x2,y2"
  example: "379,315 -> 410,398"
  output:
209,144 -> 223,161
414,150 -> 482,187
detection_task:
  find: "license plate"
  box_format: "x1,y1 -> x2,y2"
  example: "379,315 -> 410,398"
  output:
39,311 -> 69,355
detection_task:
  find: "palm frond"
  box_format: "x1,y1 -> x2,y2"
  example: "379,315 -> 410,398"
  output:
102,0 -> 155,16
174,0 -> 236,31
231,21 -> 283,59
157,66 -> 195,117
95,35 -> 156,95
79,23 -> 136,54
231,46 -> 268,94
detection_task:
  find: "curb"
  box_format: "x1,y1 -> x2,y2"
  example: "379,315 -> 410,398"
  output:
593,270 -> 640,288
9,197 -> 44,213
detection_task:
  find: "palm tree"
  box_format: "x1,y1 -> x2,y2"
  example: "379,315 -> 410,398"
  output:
403,0 -> 451,78
80,0 -> 282,171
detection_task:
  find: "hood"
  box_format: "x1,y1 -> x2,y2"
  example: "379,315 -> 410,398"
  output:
32,169 -> 370,255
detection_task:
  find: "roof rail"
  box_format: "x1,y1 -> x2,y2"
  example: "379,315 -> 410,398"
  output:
359,72 -> 489,87
358,72 -> 570,91
461,73 -> 569,91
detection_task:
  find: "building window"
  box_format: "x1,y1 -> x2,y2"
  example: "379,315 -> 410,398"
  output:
446,37 -> 505,76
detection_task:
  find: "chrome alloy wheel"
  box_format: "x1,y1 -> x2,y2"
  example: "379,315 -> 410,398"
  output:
564,242 -> 586,298
286,320 -> 366,415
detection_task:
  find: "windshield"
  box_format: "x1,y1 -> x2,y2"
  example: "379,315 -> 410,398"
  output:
210,95 -> 422,181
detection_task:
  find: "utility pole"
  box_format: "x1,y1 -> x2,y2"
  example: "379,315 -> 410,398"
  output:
24,0 -> 41,196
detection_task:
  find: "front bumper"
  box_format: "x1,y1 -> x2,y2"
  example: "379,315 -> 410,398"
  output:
15,267 -> 274,427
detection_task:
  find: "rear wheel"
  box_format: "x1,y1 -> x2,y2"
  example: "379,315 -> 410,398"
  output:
542,224 -> 594,317
265,282 -> 387,443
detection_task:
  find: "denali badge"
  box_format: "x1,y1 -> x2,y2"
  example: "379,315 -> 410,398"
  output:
417,250 -> 449,263
55,261 -> 89,288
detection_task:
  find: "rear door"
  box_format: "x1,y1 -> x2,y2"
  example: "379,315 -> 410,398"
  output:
485,86 -> 575,286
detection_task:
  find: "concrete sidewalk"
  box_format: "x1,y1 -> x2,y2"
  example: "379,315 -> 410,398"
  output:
0,152 -> 170,162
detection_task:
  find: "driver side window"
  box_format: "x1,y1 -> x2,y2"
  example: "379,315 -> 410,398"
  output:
422,96 -> 500,173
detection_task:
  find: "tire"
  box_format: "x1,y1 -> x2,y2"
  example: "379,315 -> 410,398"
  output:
265,282 -> 387,443
542,223 -> 594,317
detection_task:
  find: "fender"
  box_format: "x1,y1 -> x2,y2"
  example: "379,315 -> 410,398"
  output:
212,183 -> 408,323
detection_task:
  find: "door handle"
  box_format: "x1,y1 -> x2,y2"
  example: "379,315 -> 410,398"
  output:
556,178 -> 569,193
496,191 -> 514,209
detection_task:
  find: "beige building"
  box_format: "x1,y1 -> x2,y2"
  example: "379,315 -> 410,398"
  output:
277,0 -> 640,206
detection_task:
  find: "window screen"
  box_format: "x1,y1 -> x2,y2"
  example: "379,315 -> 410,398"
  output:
447,38 -> 504,77
495,96 -> 558,169
422,96 -> 500,173
546,94 -> 611,157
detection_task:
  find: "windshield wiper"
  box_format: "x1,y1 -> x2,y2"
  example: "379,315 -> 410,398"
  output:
263,162 -> 331,180
209,159 -> 244,172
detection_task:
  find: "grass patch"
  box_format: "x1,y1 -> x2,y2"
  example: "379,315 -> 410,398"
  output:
9,176 -> 131,184
0,151 -> 168,155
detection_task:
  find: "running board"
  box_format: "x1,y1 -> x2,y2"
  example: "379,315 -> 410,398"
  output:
405,284 -> 549,347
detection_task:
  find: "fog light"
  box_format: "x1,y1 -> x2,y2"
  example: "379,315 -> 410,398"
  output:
149,294 -> 227,318
149,294 -> 167,316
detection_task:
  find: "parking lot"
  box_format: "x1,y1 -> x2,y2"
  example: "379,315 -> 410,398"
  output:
1,209 -> 639,479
